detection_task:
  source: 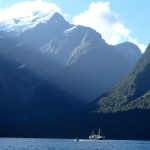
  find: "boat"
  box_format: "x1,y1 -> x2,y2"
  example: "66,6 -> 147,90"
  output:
89,127 -> 105,140
74,138 -> 79,141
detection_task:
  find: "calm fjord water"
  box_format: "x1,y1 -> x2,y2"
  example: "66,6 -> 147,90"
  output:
0,138 -> 149,150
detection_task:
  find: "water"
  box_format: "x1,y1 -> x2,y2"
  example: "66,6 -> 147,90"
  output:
0,138 -> 149,150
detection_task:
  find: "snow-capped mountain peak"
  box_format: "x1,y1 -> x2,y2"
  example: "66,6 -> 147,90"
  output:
0,1 -> 61,34
0,11 -> 56,34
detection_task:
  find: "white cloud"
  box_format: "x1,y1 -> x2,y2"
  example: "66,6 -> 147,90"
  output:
72,1 -> 146,52
137,44 -> 146,53
0,8 -> 3,12
63,13 -> 70,21
0,0 -> 61,21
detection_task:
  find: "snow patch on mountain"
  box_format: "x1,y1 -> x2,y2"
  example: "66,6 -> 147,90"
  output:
18,63 -> 26,69
16,43 -> 23,47
0,11 -> 55,34
64,26 -> 77,34
0,1 -> 61,34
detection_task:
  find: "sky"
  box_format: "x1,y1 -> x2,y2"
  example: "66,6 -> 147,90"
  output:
0,0 -> 149,53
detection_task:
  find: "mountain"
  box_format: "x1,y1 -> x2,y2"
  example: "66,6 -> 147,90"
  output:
114,42 -> 142,67
88,43 -> 150,113
0,12 -> 142,104
18,12 -> 72,50
0,12 -> 144,138
33,25 -> 142,103
0,8 -> 56,34
24,80 -> 84,121
45,43 -> 149,140
66,43 -> 150,140
0,13 -> 71,102
0,54 -> 23,122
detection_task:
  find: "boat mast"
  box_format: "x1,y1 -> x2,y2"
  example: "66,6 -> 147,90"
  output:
98,127 -> 100,136
92,130 -> 94,135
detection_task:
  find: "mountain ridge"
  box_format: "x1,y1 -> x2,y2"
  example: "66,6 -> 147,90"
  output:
87,43 -> 150,113
0,12 -> 142,107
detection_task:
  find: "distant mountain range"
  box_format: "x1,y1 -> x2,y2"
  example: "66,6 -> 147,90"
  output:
0,12 -> 145,139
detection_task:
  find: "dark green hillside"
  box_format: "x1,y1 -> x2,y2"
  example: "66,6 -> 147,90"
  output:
90,43 -> 150,113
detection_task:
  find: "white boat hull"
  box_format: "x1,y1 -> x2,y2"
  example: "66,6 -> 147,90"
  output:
89,135 -> 105,140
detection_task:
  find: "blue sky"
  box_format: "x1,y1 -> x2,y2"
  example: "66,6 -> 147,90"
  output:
0,0 -> 149,52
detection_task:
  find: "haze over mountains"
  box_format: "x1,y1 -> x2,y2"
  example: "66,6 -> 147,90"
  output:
0,12 -> 146,139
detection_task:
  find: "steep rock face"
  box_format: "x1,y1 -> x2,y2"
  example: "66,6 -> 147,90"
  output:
47,28 -> 138,102
0,13 -> 71,101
